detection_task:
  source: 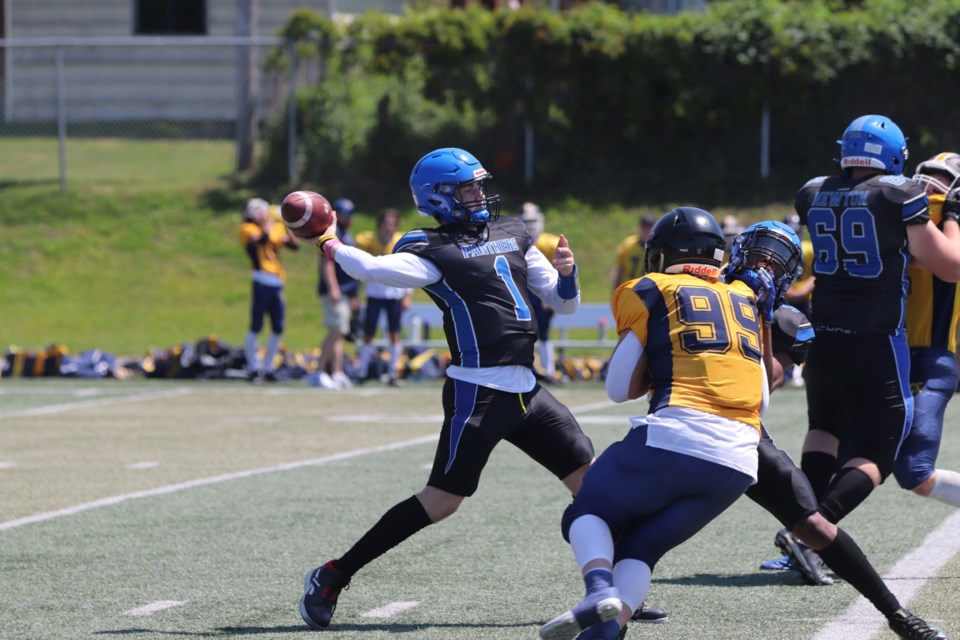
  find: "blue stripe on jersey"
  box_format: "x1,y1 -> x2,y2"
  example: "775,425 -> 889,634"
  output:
890,333 -> 913,459
393,230 -> 428,254
796,323 -> 816,344
633,278 -> 673,410
445,379 -> 478,474
425,279 -> 480,367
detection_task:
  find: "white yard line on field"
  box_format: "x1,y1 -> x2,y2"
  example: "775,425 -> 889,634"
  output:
811,509 -> 960,640
360,601 -> 419,618
0,434 -> 438,532
122,600 -> 189,617
0,387 -> 193,418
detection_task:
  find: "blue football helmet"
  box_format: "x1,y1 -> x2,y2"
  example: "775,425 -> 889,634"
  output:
727,221 -> 803,307
838,114 -> 908,175
644,207 -> 726,277
409,148 -> 501,225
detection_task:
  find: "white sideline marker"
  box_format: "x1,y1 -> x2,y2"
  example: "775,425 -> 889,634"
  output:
122,600 -> 188,617
360,601 -> 419,619
812,509 -> 960,640
0,462 -> 16,469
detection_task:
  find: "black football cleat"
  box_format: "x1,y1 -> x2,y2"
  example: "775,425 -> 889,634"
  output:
887,608 -> 948,640
630,601 -> 667,623
300,560 -> 350,630
775,528 -> 834,586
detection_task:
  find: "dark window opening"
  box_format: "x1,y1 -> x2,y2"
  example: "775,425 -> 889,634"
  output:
135,0 -> 207,35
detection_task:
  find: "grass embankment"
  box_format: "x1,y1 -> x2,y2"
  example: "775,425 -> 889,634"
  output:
0,138 -> 793,357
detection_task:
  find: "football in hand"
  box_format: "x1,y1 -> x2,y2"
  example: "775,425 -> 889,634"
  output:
280,191 -> 334,239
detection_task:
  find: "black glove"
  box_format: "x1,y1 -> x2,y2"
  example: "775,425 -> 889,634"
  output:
943,188 -> 960,224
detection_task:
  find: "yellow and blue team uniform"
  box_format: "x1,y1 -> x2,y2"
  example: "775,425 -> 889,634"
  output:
561,272 -> 762,571
614,233 -> 646,285
895,194 -> 960,491
530,231 -> 562,342
239,220 -> 291,335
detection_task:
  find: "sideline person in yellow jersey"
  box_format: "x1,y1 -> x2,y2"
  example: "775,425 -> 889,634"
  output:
521,202 -> 563,381
540,207 -> 769,640
239,198 -> 299,381
611,214 -> 655,294
895,152 -> 960,508
354,208 -> 413,385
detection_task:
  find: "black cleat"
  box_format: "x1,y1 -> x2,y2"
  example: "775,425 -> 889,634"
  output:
887,608 -> 948,640
775,528 -> 834,586
300,560 -> 350,629
630,601 -> 667,623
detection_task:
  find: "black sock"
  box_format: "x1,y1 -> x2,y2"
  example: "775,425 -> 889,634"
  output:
801,451 -> 837,502
819,466 -> 875,524
816,528 -> 900,618
335,495 -> 433,577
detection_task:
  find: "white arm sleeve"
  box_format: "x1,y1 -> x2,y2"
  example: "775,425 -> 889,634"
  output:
525,246 -> 580,314
605,331 -> 644,403
760,365 -> 770,416
335,245 -> 442,288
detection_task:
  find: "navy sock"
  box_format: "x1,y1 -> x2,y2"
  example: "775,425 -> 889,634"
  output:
816,528 -> 900,618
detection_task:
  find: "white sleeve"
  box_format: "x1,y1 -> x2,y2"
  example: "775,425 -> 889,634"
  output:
335,245 -> 442,288
760,365 -> 770,416
525,246 -> 580,314
606,332 -> 644,403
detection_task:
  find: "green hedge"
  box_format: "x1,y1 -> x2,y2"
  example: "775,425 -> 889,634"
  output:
258,0 -> 960,205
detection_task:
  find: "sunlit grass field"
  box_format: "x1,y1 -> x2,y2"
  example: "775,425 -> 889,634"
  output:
1,379 -> 958,640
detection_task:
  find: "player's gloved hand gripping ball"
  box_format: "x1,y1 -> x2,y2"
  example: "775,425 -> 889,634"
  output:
726,268 -> 776,323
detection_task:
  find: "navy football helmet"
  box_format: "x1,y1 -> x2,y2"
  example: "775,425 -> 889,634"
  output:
409,148 -> 501,225
913,152 -> 960,195
644,207 -> 726,277
727,221 -> 803,307
838,114 -> 908,175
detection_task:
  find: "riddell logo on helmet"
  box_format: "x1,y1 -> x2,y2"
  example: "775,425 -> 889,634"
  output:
473,169 -> 487,178
843,157 -> 875,166
681,264 -> 719,276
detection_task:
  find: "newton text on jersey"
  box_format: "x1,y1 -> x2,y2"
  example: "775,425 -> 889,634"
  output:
811,190 -> 869,208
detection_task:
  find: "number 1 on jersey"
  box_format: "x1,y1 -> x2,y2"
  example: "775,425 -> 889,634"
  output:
494,255 -> 532,321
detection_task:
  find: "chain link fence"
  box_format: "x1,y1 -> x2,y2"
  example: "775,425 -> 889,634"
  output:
0,36 -> 303,190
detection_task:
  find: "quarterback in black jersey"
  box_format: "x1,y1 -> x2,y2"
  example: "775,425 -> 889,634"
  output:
299,148 -> 595,631
794,115 -> 960,538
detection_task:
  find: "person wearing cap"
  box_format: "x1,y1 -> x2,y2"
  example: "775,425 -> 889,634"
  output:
612,214 -> 655,294
239,197 -> 299,382
316,198 -> 360,389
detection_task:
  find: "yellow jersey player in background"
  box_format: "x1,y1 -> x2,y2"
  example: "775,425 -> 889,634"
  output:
238,198 -> 299,381
895,152 -> 960,509
611,213 -> 655,294
540,207 -> 769,640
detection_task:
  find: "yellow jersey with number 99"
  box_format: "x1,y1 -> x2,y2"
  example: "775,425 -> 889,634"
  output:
613,272 -> 764,431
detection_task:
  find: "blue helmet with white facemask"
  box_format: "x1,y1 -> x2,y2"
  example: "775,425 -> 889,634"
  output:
409,148 -> 501,226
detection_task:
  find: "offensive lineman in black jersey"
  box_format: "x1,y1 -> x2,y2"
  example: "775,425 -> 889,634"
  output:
724,223 -> 948,640
299,147 -> 595,630
794,115 -> 960,538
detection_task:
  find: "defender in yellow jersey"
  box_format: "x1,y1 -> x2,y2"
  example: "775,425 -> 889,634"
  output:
541,207 -> 766,640
239,198 -> 299,381
895,153 -> 960,509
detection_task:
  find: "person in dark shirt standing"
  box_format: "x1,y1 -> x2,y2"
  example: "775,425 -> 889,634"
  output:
299,147 -> 595,630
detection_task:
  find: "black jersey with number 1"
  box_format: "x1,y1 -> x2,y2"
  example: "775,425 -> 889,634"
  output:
393,217 -> 538,369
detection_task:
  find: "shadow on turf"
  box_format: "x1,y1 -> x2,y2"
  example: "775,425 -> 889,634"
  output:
96,621 -> 534,636
654,571 -> 818,587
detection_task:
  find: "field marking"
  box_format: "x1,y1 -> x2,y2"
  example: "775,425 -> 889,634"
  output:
360,601 -> 419,618
126,461 -> 160,470
0,434 -> 438,532
812,509 -> 960,640
0,387 -> 193,419
122,600 -> 188,617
